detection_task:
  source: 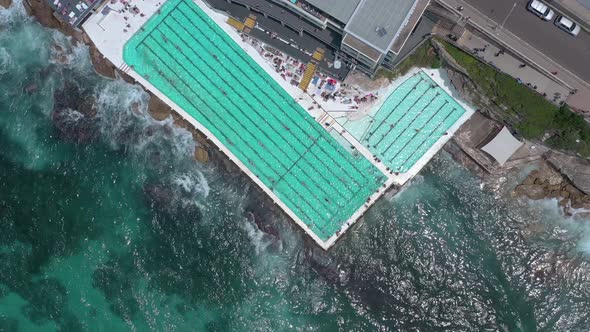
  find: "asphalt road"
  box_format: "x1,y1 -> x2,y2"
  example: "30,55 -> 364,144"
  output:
464,0 -> 590,83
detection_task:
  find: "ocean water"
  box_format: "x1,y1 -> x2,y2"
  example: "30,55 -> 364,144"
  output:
1,2 -> 590,331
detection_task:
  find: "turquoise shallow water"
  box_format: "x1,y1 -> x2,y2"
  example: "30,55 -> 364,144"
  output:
1,2 -> 590,331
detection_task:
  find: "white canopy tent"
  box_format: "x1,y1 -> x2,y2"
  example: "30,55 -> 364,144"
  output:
481,127 -> 524,166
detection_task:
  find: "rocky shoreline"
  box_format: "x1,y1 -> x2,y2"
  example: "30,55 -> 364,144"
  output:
513,163 -> 590,220
433,38 -> 590,220
0,0 -> 12,9
14,0 -> 300,243
20,0 -> 214,161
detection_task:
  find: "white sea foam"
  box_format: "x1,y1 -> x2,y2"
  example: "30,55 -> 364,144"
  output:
0,47 -> 11,75
0,0 -> 27,25
241,218 -> 273,255
526,197 -> 590,255
94,79 -> 197,160
93,77 -> 213,213
48,32 -> 91,70
172,172 -> 210,199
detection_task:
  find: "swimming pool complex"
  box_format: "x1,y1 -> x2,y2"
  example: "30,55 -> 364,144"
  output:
123,0 -> 386,241
344,71 -> 467,173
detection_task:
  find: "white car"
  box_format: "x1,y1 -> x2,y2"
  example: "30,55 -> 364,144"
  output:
554,15 -> 581,36
527,0 -> 555,21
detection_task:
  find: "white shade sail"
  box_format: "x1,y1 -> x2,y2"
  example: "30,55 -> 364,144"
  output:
481,127 -> 524,166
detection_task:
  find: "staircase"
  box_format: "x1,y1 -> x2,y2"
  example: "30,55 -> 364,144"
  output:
243,14 -> 257,34
298,63 -> 316,91
312,48 -> 325,62
226,17 -> 245,31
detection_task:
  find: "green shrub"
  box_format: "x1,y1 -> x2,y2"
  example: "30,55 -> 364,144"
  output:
376,40 -> 441,81
440,41 -> 590,156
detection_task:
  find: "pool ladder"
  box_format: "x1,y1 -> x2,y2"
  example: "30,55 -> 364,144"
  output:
118,63 -> 131,73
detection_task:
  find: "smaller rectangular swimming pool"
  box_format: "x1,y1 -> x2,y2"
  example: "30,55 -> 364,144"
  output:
345,71 -> 467,173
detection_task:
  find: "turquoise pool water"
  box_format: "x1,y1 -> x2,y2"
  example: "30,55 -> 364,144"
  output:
348,72 -> 466,173
364,72 -> 466,172
123,0 -> 386,241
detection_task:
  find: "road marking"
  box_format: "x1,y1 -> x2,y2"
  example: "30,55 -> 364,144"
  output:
436,0 -> 589,89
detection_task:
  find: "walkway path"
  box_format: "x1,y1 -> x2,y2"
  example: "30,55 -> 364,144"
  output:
455,30 -> 570,105
435,0 -> 590,116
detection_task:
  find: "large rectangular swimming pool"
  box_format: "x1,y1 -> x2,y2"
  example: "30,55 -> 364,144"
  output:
123,0 -> 386,241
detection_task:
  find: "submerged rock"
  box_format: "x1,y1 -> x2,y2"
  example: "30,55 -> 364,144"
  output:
143,183 -> 174,209
0,0 -> 12,9
143,182 -> 202,223
52,80 -> 98,143
52,108 -> 98,143
304,247 -> 341,284
194,146 -> 209,163
24,83 -> 38,94
53,80 -> 97,117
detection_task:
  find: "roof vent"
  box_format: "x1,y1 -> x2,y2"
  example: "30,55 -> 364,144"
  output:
376,26 -> 387,37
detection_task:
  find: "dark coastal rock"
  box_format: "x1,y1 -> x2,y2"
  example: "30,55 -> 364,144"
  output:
246,210 -> 279,239
515,163 -> 590,216
24,0 -> 85,41
52,108 -> 98,143
194,146 -> 209,163
142,182 -> 202,223
242,195 -> 283,249
305,249 -> 337,280
147,92 -> 172,121
143,183 -> 174,209
0,0 -> 11,9
53,81 -> 97,117
89,43 -> 116,79
52,81 -> 99,143
24,0 -> 63,30
514,184 -> 546,200
546,151 -> 590,195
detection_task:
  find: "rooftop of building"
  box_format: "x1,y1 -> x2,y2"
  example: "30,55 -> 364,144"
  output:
304,0 -> 360,23
344,0 -> 419,54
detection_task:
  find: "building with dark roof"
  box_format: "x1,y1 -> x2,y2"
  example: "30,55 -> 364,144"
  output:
342,0 -> 420,71
218,0 -> 430,76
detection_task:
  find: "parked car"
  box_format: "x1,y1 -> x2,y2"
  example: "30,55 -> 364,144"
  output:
554,15 -> 581,36
527,0 -> 555,21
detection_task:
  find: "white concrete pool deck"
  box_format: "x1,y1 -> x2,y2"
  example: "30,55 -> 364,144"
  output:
82,0 -> 473,249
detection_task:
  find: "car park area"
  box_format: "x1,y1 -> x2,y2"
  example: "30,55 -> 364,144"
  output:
465,0 -> 590,83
